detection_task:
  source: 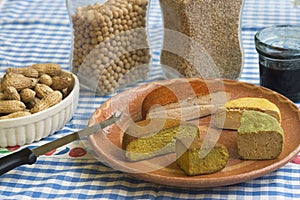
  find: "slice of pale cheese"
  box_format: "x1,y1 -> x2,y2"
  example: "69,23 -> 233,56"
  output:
147,104 -> 216,121
146,91 -> 230,121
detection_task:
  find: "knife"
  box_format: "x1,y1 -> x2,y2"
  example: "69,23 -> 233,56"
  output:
0,112 -> 122,176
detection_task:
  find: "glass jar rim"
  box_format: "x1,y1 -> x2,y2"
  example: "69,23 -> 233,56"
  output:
255,25 -> 300,59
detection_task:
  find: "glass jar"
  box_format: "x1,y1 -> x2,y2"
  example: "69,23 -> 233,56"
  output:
255,25 -> 300,102
159,0 -> 245,80
66,0 -> 152,95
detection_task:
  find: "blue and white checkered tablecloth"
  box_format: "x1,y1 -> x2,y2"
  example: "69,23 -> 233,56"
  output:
0,0 -> 300,199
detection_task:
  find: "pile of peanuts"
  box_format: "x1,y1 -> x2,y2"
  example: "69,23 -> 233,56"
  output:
71,0 -> 151,95
0,63 -> 74,120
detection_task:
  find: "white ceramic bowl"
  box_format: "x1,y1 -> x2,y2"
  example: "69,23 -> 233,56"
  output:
0,71 -> 80,147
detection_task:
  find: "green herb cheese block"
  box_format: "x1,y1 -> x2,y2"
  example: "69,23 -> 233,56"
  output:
176,137 -> 229,176
237,111 -> 284,160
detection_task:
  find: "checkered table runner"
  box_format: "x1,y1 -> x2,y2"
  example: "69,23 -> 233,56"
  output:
0,0 -> 299,199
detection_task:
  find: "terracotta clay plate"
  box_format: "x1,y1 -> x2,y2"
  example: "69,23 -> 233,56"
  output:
88,78 -> 300,188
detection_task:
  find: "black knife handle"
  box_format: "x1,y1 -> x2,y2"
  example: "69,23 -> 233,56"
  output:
0,148 -> 37,176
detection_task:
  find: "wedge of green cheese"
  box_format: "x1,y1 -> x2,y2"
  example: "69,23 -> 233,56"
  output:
238,110 -> 284,160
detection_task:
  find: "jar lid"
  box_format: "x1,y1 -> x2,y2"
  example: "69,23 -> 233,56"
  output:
255,25 -> 300,59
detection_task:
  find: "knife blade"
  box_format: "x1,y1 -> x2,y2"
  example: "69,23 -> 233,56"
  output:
0,112 -> 122,176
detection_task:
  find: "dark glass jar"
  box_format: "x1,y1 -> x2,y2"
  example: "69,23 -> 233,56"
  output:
255,25 -> 300,102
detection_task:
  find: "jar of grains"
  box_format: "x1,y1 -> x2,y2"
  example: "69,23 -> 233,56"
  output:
159,0 -> 245,80
66,0 -> 151,95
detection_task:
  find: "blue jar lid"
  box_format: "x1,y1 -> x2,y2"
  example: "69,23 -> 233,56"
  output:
255,25 -> 300,59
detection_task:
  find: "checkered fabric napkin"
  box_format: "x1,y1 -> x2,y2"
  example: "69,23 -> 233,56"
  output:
0,0 -> 299,199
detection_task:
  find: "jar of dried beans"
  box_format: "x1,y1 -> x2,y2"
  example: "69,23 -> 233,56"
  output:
67,0 -> 151,95
159,0 -> 245,80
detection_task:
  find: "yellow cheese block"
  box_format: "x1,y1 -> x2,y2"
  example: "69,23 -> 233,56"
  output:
122,118 -> 200,161
214,97 -> 281,130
